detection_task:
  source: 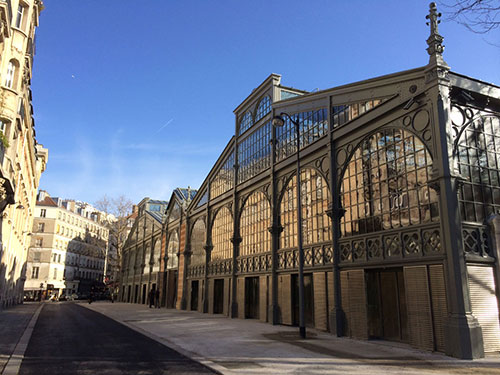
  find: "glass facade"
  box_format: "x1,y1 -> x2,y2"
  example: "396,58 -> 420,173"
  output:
240,192 -> 271,256
457,115 -> 500,223
168,202 -> 181,223
237,122 -> 271,184
276,108 -> 327,162
340,129 -> 439,237
280,90 -> 301,100
190,218 -> 206,265
211,207 -> 233,260
167,231 -> 179,269
210,150 -> 234,199
196,189 -> 208,207
239,111 -> 253,135
279,168 -> 331,249
255,96 -> 271,122
332,98 -> 385,129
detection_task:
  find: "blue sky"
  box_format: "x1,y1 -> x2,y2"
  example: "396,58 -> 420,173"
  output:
32,0 -> 500,206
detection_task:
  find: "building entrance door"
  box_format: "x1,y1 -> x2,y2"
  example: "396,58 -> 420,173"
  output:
142,284 -> 147,304
134,285 -> 138,303
245,277 -> 259,319
366,268 -> 408,342
191,280 -> 199,311
214,279 -> 224,314
292,273 -> 314,327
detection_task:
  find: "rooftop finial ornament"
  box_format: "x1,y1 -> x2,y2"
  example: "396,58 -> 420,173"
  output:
426,2 -> 447,67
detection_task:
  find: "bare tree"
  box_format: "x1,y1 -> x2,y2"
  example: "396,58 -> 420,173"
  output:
95,195 -> 134,290
439,0 -> 500,33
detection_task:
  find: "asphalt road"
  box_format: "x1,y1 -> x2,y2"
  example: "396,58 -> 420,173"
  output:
19,303 -> 216,375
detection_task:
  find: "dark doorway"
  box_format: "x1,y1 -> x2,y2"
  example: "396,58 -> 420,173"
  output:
142,284 -> 147,304
191,280 -> 199,311
127,285 -> 131,302
245,277 -> 259,319
134,285 -> 139,303
292,273 -> 314,327
366,268 -> 408,342
214,279 -> 224,314
167,270 -> 178,308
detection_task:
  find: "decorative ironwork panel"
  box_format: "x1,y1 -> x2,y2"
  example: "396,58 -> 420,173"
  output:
402,231 -> 421,256
422,228 -> 442,255
208,259 -> 232,276
339,225 -> 442,264
462,224 -> 493,260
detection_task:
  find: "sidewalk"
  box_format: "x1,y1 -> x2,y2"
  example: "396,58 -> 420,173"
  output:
82,301 -> 500,375
0,303 -> 40,373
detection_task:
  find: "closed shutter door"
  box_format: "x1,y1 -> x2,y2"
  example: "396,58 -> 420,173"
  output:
313,272 -> 327,331
208,278 -> 214,314
237,277 -> 245,319
404,266 -> 434,351
279,274 -> 292,325
429,265 -> 448,352
347,270 -> 368,339
223,278 -> 230,316
467,265 -> 500,352
340,271 -> 350,336
259,276 -> 267,322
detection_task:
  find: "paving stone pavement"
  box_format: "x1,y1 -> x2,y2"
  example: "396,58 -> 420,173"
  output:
82,301 -> 500,375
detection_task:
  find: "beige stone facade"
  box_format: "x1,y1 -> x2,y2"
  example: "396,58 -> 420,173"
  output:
0,0 -> 47,308
24,191 -> 110,299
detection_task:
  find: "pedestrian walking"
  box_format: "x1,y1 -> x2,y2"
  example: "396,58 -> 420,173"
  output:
155,289 -> 160,308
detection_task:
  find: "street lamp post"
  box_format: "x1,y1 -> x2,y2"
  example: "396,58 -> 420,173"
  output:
272,112 -> 306,339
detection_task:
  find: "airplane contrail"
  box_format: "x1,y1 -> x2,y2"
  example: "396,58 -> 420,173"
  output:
157,118 -> 174,133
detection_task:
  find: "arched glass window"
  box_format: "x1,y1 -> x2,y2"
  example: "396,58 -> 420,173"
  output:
143,245 -> 151,270
135,247 -> 142,268
240,192 -> 271,256
152,239 -> 161,273
5,60 -> 19,89
239,111 -> 253,135
190,218 -> 206,265
340,128 -> 439,237
457,115 -> 500,222
255,96 -> 271,122
167,231 -> 179,269
279,168 -> 331,249
211,207 -> 233,260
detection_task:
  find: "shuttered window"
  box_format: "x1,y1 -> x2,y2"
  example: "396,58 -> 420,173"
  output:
467,265 -> 500,352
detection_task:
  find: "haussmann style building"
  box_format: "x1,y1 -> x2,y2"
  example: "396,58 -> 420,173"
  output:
119,4 -> 500,359
0,0 -> 48,309
24,191 -> 109,299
